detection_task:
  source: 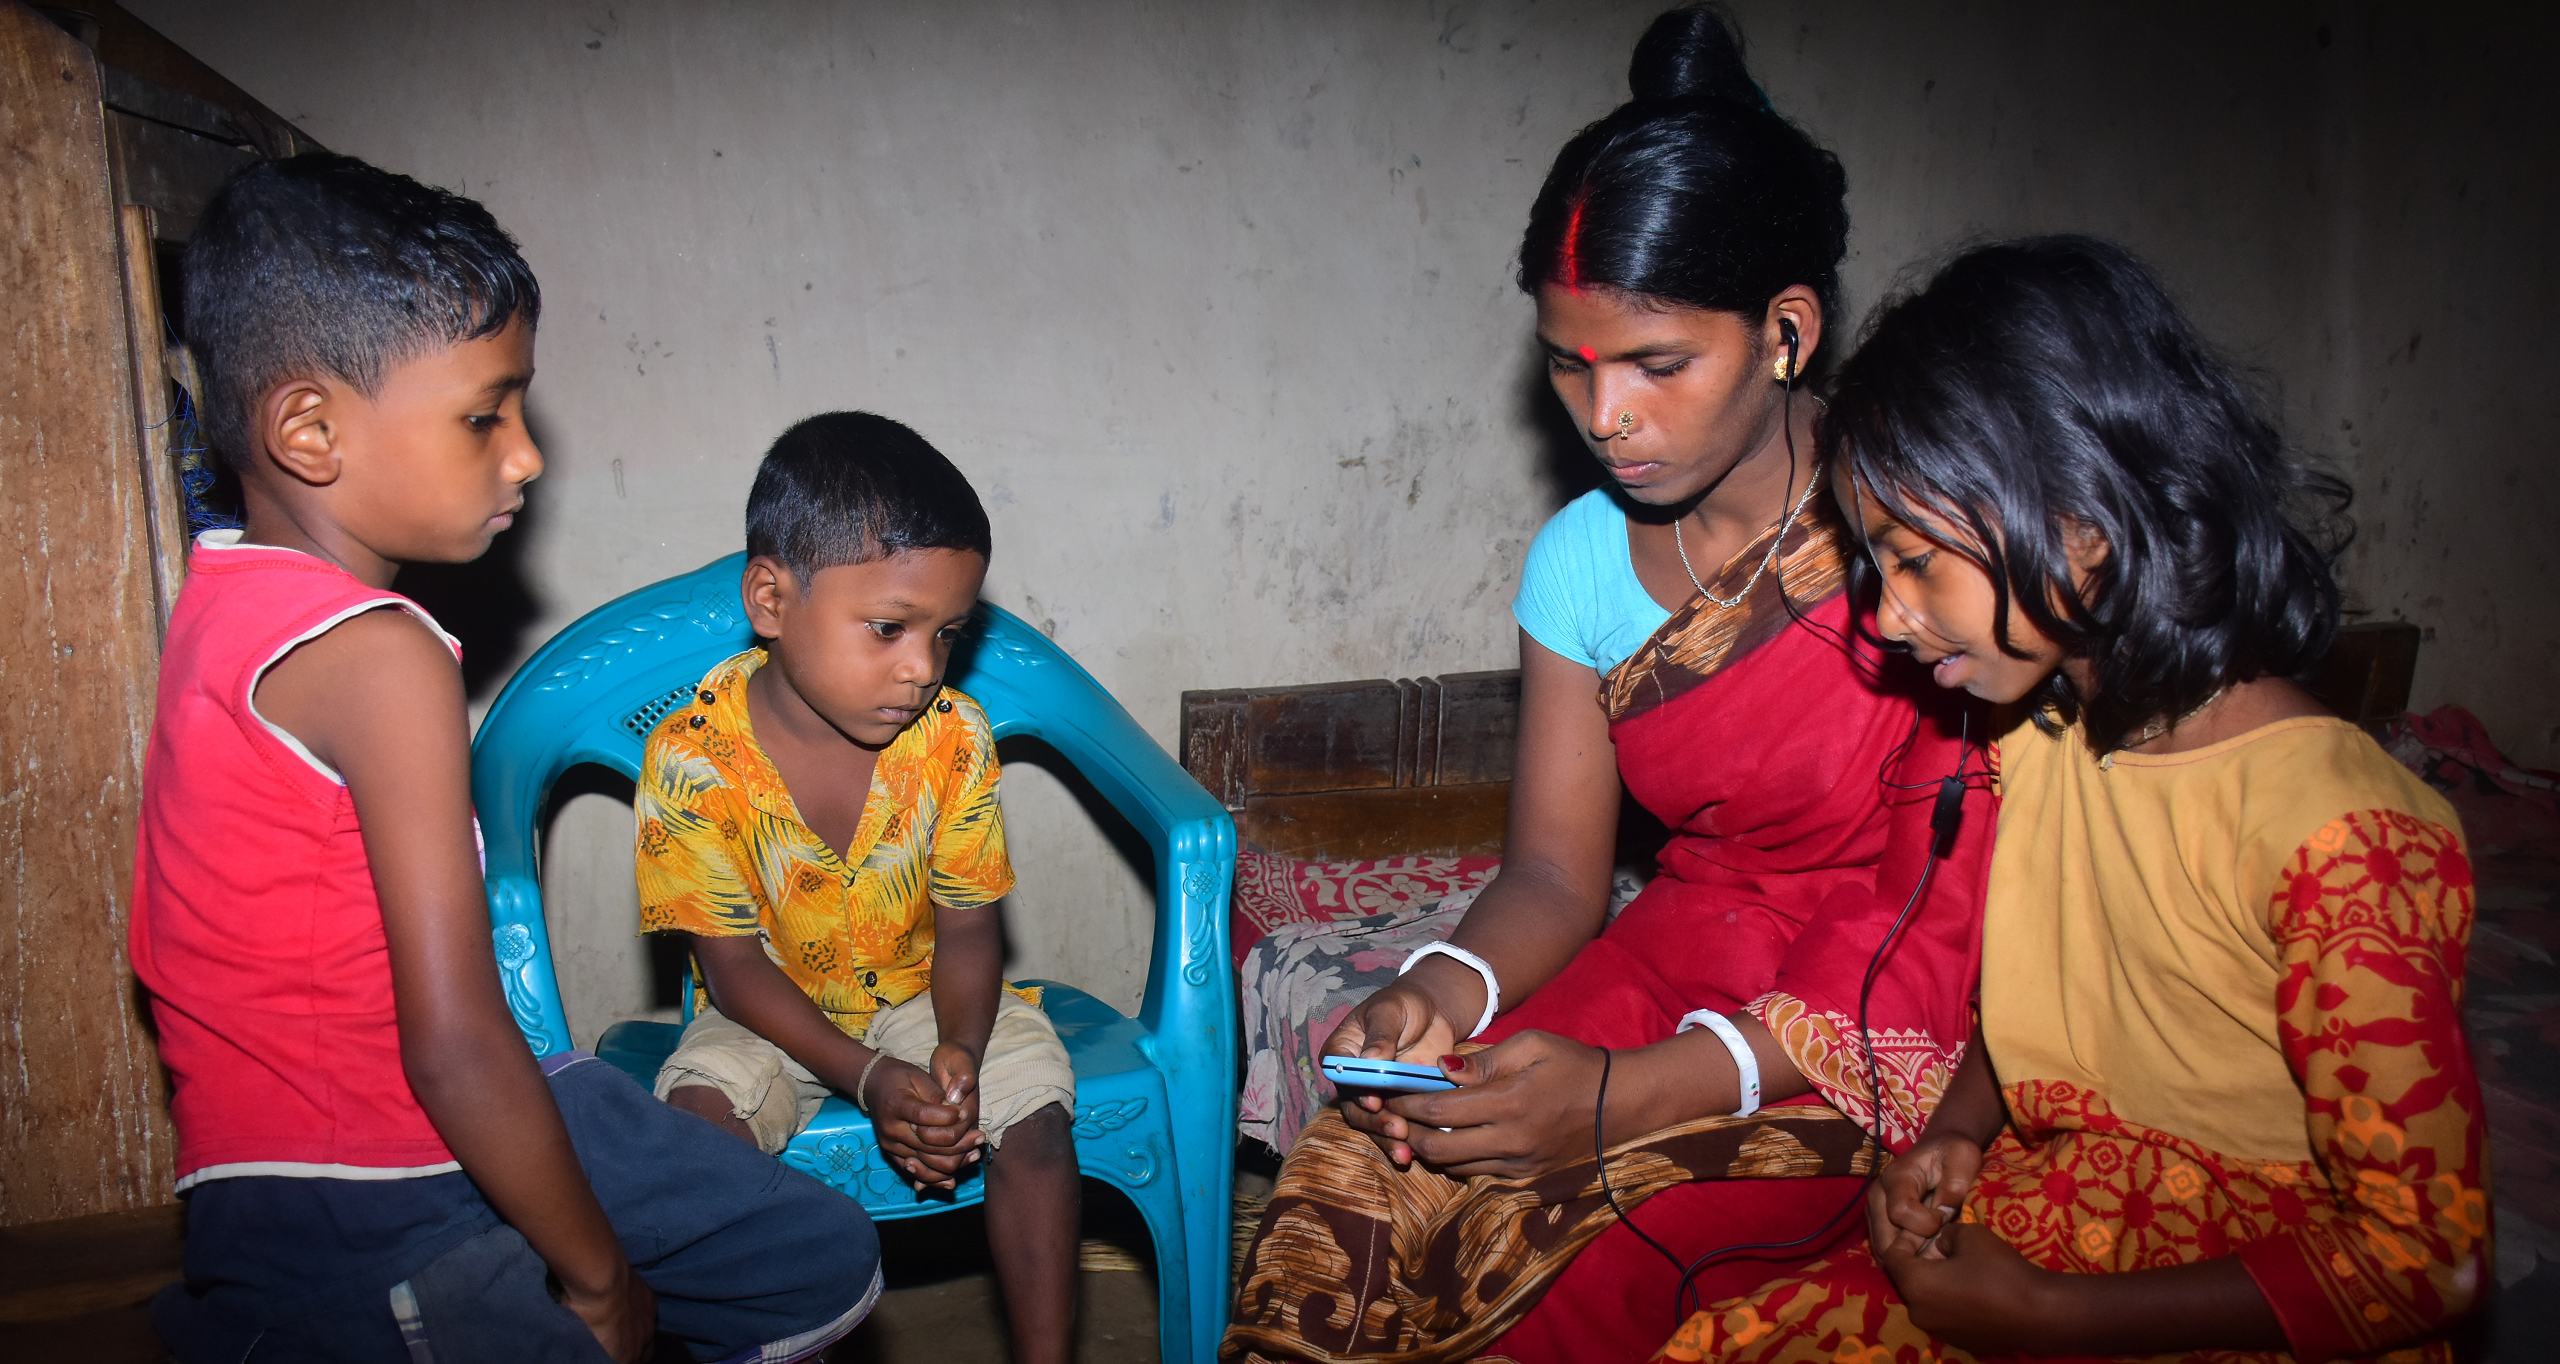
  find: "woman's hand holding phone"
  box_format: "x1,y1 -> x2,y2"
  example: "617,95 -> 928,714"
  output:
1324,980 -> 1465,1163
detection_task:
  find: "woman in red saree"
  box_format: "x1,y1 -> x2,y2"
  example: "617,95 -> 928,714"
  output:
1222,11 -> 1994,1363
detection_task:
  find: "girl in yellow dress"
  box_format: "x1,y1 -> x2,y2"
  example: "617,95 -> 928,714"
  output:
1660,236 -> 2485,1364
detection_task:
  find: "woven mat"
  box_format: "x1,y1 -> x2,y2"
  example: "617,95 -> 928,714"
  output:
1072,1187 -> 1270,1273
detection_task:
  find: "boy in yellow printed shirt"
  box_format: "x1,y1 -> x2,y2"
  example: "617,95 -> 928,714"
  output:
636,413 -> 1077,1364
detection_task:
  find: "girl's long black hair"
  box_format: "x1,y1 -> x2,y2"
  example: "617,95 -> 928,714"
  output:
1822,235 -> 2351,754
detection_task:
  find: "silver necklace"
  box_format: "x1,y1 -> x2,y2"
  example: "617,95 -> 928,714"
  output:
1674,465 -> 1823,610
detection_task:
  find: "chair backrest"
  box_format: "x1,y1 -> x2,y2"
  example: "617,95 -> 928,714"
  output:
473,553 -> 1235,1055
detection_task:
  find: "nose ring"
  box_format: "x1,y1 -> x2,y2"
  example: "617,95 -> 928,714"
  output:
1615,411 -> 1635,440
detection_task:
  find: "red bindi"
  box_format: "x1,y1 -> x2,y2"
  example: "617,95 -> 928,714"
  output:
1578,346 -> 1598,364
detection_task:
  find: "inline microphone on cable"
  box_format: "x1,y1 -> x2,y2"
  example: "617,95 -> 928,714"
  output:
1930,775 -> 1966,858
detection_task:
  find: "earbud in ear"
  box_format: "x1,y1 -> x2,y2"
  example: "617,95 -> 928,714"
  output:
1776,315 -> 1802,385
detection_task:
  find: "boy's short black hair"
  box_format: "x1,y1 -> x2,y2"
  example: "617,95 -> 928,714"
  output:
184,153 -> 541,470
746,413 -> 993,583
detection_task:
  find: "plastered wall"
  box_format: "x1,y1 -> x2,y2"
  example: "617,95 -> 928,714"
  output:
126,1 -> 2555,1042
2314,8 -> 2559,770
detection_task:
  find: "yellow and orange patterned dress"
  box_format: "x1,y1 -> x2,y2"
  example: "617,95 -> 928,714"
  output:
1658,715 -> 2486,1364
635,648 -> 1023,1035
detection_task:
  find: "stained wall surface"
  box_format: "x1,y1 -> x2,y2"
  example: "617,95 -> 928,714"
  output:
121,1 -> 2555,1040
2316,7 -> 2559,766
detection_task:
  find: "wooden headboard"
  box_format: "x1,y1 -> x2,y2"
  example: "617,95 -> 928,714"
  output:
1179,671 -> 1520,861
1177,622 -> 2420,864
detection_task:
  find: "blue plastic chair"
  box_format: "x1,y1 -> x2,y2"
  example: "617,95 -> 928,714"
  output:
470,554 -> 1237,1364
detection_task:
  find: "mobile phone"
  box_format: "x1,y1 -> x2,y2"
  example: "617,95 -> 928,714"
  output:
1320,1055 -> 1459,1093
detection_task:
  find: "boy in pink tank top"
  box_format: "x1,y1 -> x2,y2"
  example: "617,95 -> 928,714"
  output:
134,154 -> 880,1363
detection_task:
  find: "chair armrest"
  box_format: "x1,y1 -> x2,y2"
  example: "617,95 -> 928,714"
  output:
958,610 -> 1239,1327
951,608 -> 1236,1053
485,874 -> 572,1055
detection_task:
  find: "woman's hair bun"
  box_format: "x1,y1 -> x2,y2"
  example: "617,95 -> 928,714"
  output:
1628,4 -> 1766,107
1518,3 -> 1846,326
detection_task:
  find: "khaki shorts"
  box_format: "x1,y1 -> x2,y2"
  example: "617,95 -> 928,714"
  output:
652,989 -> 1075,1156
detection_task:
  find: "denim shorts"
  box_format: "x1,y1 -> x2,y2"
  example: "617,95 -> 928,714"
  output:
153,1051 -> 882,1364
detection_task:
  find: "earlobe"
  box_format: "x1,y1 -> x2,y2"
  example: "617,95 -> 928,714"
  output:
266,381 -> 340,486
1768,286 -> 1824,376
740,557 -> 795,641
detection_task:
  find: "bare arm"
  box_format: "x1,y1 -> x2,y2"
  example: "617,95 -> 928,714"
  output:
688,933 -> 879,1096
1337,632 -> 1808,1174
929,903 -> 1002,1065
1881,1225 -> 2286,1357
257,609 -> 653,1362
1339,632 -> 1625,1062
1426,633 -> 1628,1006
1869,1030 -> 2003,1255
1921,1032 -> 2006,1150
916,903 -> 1003,1166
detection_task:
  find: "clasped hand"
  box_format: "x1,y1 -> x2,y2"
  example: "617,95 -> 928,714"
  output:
1324,979 -> 1607,1180
1865,1130 -> 2054,1353
863,1040 -> 986,1191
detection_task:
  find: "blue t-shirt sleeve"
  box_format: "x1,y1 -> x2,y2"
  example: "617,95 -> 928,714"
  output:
1513,499 -> 1607,669
1511,489 -> 1673,677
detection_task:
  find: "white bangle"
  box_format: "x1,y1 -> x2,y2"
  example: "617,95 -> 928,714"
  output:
1399,942 -> 1501,1040
1678,1009 -> 1762,1116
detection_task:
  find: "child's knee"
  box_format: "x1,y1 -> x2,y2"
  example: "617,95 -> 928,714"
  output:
995,1101 -> 1074,1164
654,1012 -> 819,1154
666,1082 -> 760,1147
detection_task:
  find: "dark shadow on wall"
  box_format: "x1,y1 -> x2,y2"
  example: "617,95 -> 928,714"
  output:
539,761 -> 690,1013
392,404 -> 556,701
1517,343 -> 1608,516
992,734 -> 1154,977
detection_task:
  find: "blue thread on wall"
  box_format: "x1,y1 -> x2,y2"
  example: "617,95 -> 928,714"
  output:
170,381 -> 238,535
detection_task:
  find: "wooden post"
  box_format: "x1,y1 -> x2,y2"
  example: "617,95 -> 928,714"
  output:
116,203 -> 187,635
0,0 -> 180,1224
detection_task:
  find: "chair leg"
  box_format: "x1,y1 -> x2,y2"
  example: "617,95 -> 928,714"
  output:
1168,1107 -> 1234,1363
1078,1130 -> 1193,1364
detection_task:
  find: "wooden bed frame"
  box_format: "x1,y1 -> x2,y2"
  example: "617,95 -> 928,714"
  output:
1179,622 -> 2422,863
1179,670 -> 1521,862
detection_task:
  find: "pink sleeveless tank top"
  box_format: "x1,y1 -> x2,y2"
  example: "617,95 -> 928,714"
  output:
130,532 -> 464,1187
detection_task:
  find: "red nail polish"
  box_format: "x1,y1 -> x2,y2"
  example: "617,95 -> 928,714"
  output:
1439,1055 -> 1464,1072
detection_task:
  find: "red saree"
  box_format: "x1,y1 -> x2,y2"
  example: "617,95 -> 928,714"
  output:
1223,504 -> 1994,1364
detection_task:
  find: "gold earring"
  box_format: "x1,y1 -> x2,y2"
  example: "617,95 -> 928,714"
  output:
1774,355 -> 1796,382
1616,411 -> 1635,439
